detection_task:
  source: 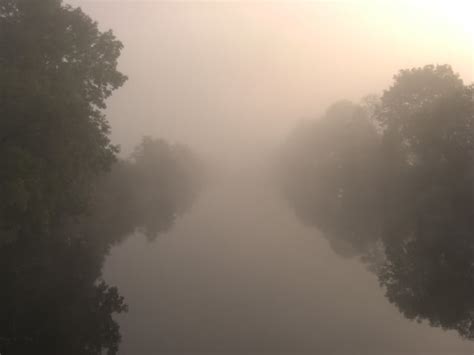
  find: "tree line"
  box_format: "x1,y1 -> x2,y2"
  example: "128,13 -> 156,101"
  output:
278,64 -> 474,339
0,1 -> 204,354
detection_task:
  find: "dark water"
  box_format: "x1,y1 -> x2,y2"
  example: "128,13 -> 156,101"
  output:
103,166 -> 473,355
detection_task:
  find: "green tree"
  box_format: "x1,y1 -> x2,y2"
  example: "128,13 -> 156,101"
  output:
0,0 -> 126,243
279,65 -> 474,338
0,135 -> 205,354
0,1 -> 206,353
375,65 -> 474,339
0,1 -> 129,353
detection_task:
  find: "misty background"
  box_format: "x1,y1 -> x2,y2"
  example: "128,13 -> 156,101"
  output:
1,0 -> 472,354
61,1 -> 473,354
68,0 -> 473,163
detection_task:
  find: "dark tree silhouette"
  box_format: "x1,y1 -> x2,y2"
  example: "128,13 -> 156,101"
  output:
0,236 -> 127,355
0,1 -> 129,353
375,65 -> 474,339
0,0 -> 126,244
0,1 -> 204,354
279,65 -> 474,338
0,136 -> 204,355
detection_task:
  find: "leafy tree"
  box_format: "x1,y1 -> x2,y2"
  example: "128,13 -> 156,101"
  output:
0,1 -> 129,353
375,66 -> 474,339
279,65 -> 474,338
0,136 -> 205,354
0,2 -> 205,354
0,0 -> 126,243
82,137 -> 204,245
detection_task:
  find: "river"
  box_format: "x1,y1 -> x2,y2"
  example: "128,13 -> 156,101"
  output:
104,163 -> 473,355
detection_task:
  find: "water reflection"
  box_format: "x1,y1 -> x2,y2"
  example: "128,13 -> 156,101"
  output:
0,138 -> 202,355
279,66 -> 474,340
0,234 -> 127,355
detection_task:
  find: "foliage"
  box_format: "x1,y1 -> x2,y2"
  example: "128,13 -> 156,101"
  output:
79,137 -> 205,246
0,0 -> 127,242
279,65 -> 474,338
0,1 -> 130,353
0,135 -> 204,354
0,237 -> 128,355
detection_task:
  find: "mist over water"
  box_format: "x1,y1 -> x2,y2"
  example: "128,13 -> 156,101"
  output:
76,1 -> 473,353
1,1 -> 473,354
103,158 -> 472,354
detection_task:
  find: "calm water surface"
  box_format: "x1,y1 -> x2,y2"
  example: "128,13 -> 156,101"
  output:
104,166 -> 473,355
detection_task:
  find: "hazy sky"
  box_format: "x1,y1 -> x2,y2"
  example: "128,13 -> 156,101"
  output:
67,0 -> 473,163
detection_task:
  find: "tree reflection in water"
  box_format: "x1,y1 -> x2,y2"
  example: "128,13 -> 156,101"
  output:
279,65 -> 474,339
0,138 -> 203,355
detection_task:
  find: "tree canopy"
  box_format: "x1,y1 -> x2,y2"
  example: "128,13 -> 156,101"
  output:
0,1 -> 204,354
0,0 -> 127,243
279,64 -> 474,338
0,137 -> 204,355
0,1 -> 129,353
79,137 -> 205,247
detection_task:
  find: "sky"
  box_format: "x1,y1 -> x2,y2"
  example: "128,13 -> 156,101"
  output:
66,0 -> 473,164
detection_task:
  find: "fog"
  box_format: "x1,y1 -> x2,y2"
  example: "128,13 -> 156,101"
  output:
68,0 -> 473,162
73,1 -> 473,354
2,1 -> 473,354
103,166 -> 473,354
